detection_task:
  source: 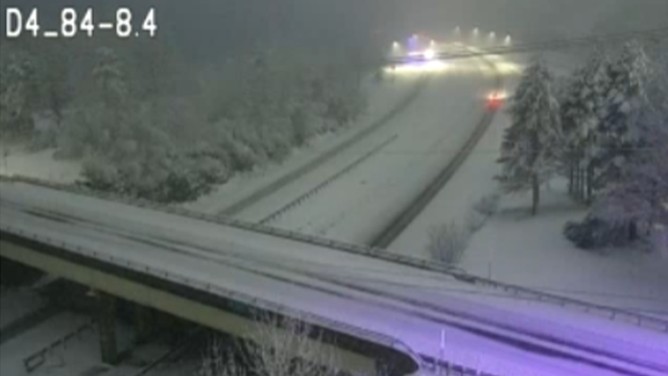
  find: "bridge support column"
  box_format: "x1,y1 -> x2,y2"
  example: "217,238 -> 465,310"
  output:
97,291 -> 118,365
134,304 -> 153,344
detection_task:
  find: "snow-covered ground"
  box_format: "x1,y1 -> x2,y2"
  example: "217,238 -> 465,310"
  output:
0,288 -> 45,330
0,145 -> 81,184
461,180 -> 668,316
0,309 -> 131,376
185,73 -> 425,214
390,54 -> 668,317
0,71 -> 411,193
3,181 -> 667,376
2,44 -> 665,375
387,86 -> 514,259
0,307 -> 144,376
223,57 -> 499,247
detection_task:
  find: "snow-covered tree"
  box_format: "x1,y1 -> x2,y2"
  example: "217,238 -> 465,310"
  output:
565,44 -> 667,251
92,47 -> 130,110
594,55 -> 668,244
497,60 -> 563,215
59,47 -> 135,158
592,41 -> 651,191
35,41 -> 72,128
61,47 -> 227,203
594,132 -> 668,237
565,115 -> 667,251
560,51 -> 611,203
0,49 -> 38,137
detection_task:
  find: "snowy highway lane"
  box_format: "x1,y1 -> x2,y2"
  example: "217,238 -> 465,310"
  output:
232,57 -> 498,246
2,182 -> 667,376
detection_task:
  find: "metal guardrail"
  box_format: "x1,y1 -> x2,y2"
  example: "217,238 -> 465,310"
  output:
131,329 -> 203,376
221,76 -> 429,217
420,355 -> 501,376
2,175 -> 668,334
0,222 -> 422,372
260,134 -> 399,225
23,320 -> 94,373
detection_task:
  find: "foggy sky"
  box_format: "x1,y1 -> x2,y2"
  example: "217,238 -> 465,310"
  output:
391,0 -> 668,41
2,0 -> 667,61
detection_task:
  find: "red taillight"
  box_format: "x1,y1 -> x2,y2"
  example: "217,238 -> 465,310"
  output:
487,98 -> 502,110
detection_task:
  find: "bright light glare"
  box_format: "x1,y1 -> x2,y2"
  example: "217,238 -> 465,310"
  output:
386,42 -> 523,78
392,41 -> 401,49
487,90 -> 509,101
473,28 -> 479,36
423,48 -> 437,60
496,62 -> 522,74
504,35 -> 512,46
385,60 -> 449,75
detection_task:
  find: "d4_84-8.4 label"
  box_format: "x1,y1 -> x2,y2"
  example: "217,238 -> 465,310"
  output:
5,7 -> 157,39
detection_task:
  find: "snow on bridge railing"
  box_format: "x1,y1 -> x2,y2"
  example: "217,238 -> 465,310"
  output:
2,175 -> 668,333
0,222 -> 422,371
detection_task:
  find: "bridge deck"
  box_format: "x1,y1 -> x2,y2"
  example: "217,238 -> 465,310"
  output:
1,181 -> 667,376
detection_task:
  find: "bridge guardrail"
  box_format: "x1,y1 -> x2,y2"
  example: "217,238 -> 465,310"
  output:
0,223 -> 422,372
22,319 -> 94,373
2,175 -> 668,333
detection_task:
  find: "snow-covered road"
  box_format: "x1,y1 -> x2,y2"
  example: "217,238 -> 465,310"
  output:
223,57 -> 497,247
1,182 -> 667,376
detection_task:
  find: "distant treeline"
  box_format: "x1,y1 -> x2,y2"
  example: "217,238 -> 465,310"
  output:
0,3 -> 378,202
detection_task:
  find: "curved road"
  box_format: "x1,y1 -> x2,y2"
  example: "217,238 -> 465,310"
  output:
233,56 -> 497,248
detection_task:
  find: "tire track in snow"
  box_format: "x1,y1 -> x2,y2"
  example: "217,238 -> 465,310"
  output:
259,134 -> 399,226
309,100 -> 481,239
370,73 -> 502,249
220,76 -> 429,217
15,206 -> 665,376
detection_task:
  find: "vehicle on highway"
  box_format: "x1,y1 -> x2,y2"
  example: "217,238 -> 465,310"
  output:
389,33 -> 440,65
486,90 -> 508,110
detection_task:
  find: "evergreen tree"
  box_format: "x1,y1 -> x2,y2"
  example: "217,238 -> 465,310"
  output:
497,60 -> 563,215
595,56 -> 668,243
0,49 -> 38,138
565,44 -> 667,251
593,41 -> 651,191
595,123 -> 668,235
560,51 -> 611,203
35,40 -> 72,128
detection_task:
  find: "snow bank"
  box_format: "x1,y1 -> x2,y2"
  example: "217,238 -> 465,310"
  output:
0,288 -> 45,330
461,180 -> 668,316
0,145 -> 81,184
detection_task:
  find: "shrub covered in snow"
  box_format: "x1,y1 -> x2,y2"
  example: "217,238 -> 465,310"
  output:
427,223 -> 469,265
564,217 -> 638,250
81,150 -> 229,203
473,193 -> 501,217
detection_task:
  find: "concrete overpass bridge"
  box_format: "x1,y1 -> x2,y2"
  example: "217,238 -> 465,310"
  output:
1,178 -> 668,376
